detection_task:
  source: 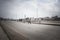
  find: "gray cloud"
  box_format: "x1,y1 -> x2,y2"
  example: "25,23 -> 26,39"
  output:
0,0 -> 60,19
38,0 -> 60,17
0,0 -> 30,19
50,0 -> 60,17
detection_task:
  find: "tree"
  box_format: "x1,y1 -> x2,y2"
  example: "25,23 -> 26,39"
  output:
52,16 -> 58,19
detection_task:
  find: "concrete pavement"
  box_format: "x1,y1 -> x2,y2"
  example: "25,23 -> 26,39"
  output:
0,21 -> 29,40
1,21 -> 60,40
0,26 -> 9,40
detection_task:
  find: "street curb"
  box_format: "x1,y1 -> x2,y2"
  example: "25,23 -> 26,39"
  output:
40,23 -> 60,26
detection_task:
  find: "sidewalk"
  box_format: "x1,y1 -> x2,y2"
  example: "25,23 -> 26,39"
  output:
0,26 -> 9,40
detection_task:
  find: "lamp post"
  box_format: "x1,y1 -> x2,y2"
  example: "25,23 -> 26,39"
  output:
24,14 -> 26,18
33,0 -> 38,18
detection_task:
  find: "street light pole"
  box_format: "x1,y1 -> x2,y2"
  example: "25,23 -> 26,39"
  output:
24,14 -> 26,18
33,0 -> 38,18
36,6 -> 38,18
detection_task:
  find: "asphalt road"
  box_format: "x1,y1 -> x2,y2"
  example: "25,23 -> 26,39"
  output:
1,21 -> 60,40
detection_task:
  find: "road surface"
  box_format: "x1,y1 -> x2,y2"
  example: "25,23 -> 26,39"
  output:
1,21 -> 60,40
0,26 -> 9,40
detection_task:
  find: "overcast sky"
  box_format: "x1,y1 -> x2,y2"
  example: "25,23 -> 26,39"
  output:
0,0 -> 60,19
